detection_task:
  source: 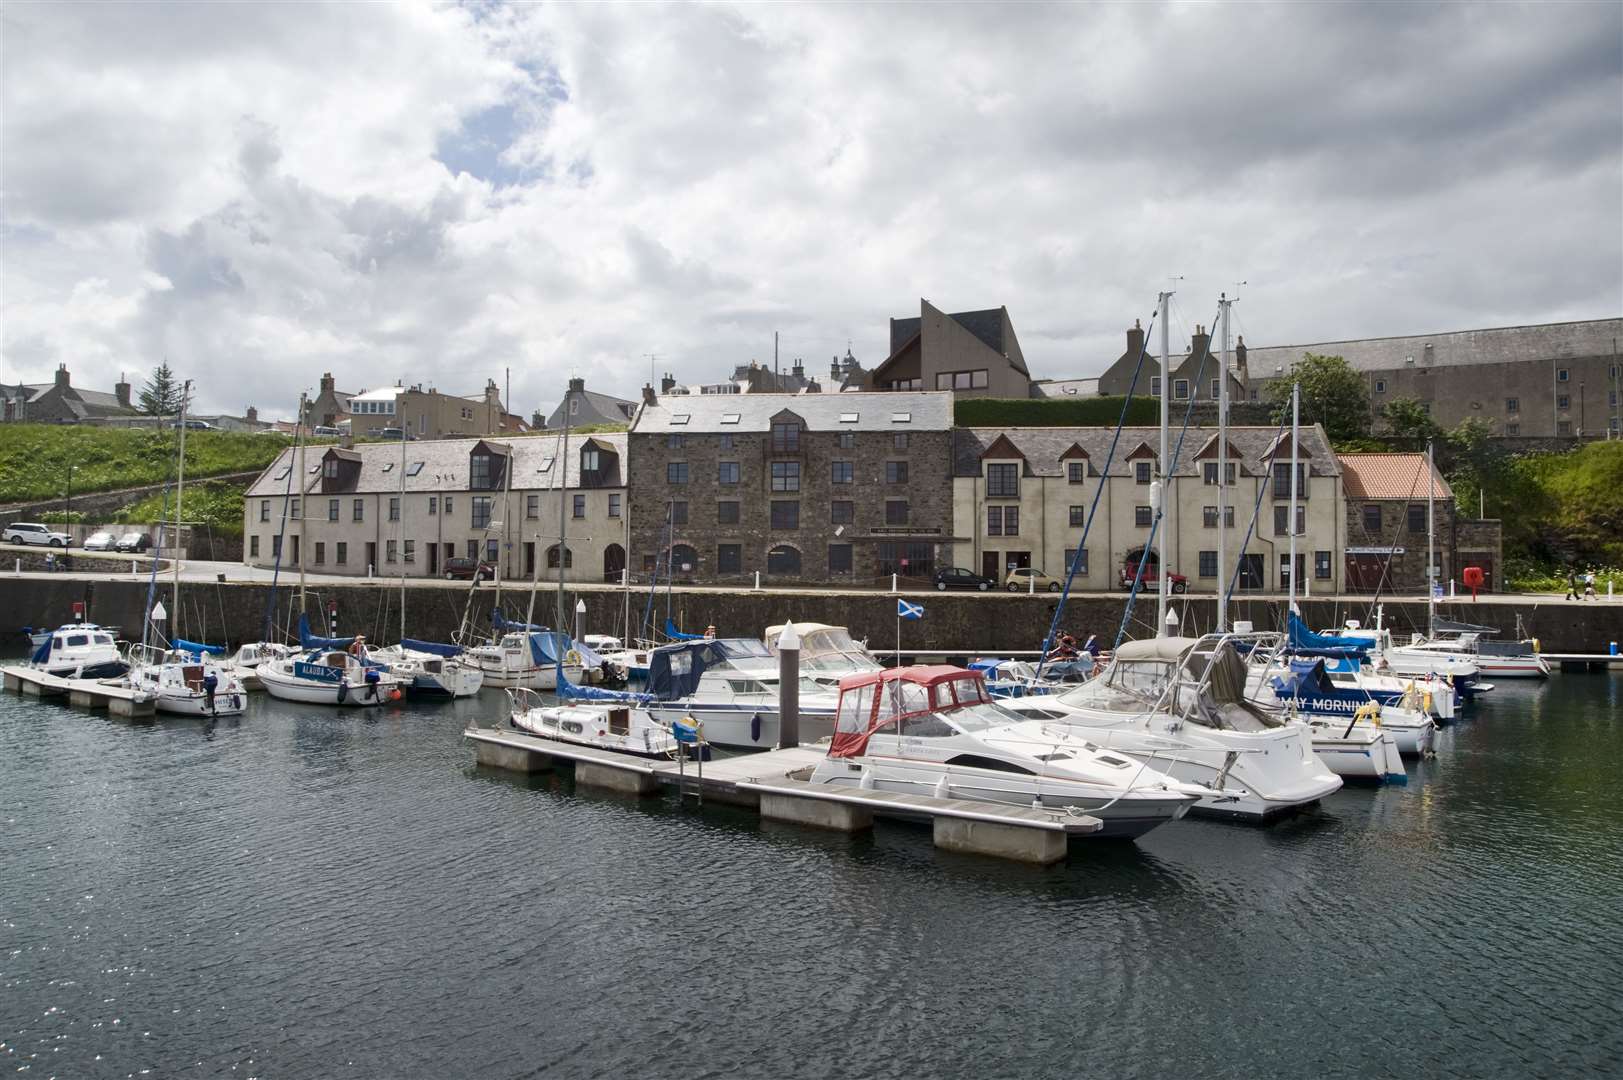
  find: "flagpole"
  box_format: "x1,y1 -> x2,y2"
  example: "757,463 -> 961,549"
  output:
895,606 -> 901,670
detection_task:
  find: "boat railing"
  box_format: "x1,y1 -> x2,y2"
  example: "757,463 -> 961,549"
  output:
506,686 -> 546,717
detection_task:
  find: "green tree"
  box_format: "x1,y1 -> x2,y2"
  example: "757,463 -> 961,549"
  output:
1265,353 -> 1371,442
1380,396 -> 1442,448
138,362 -> 182,416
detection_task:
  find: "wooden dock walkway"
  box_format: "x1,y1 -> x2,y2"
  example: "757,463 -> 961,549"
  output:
1,665 -> 156,717
463,722 -> 1101,864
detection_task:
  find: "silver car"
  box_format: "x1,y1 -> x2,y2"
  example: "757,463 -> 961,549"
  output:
83,530 -> 117,551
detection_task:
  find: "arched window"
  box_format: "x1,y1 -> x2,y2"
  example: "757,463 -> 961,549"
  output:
767,544 -> 801,577
602,543 -> 626,582
546,544 -> 573,569
668,544 -> 699,577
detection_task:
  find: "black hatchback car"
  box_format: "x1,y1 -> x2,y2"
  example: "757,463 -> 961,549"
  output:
933,566 -> 996,591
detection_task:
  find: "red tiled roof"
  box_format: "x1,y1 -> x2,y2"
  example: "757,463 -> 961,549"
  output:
1337,453 -> 1451,500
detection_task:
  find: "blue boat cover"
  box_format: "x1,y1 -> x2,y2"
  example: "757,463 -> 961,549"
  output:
1270,658 -> 1338,696
557,669 -> 651,703
645,638 -> 768,700
298,613 -> 356,650
1287,612 -> 1372,657
664,618 -> 706,641
30,636 -> 51,664
571,638 -> 607,668
400,638 -> 462,658
527,631 -> 573,667
173,638 -> 226,658
492,609 -> 553,634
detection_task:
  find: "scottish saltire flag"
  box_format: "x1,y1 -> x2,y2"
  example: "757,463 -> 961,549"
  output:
898,599 -> 925,621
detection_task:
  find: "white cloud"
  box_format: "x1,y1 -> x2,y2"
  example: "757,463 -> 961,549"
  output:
2,1 -> 1618,418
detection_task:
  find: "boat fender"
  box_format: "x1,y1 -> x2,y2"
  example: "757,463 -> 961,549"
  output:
337,680 -> 348,704
565,649 -> 582,667
1532,638 -> 1541,654
1422,691 -> 1433,715
750,713 -> 762,743
1355,702 -> 1381,725
389,688 -> 403,702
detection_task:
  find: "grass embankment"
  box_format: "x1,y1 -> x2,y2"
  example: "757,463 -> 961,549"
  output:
113,481 -> 248,538
0,424 -> 290,503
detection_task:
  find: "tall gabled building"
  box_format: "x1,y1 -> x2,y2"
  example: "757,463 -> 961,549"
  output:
867,300 -> 1031,397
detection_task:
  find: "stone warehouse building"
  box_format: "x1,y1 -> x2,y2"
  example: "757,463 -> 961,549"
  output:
1245,317 -> 1623,438
1337,453 -> 1501,594
242,433 -> 629,584
626,392 -> 957,585
951,425 -> 1344,593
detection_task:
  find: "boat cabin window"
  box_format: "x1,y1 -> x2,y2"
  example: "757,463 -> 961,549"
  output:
900,712 -> 957,738
608,709 -> 630,736
1105,660 -> 1172,696
944,754 -> 1035,775
94,634 -> 113,645
324,652 -> 348,666
942,702 -> 1009,733
837,683 -> 876,728
727,679 -> 768,695
65,635 -> 89,647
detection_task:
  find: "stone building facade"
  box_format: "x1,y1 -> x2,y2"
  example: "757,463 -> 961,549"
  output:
241,433 -> 629,585
626,392 -> 957,585
1337,453 -> 1502,594
1,365 -> 138,423
951,425 -> 1345,593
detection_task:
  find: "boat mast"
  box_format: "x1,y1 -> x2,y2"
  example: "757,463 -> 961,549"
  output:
398,424 -> 407,645
1157,289 -> 1171,637
172,380 -> 190,642
1288,381 -> 1300,619
1426,437 -> 1436,639
556,409 -> 572,635
297,392 -> 307,617
493,437 -> 511,628
1218,294 -> 1231,634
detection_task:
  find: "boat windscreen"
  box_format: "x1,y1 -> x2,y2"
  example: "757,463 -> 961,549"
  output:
713,638 -> 772,661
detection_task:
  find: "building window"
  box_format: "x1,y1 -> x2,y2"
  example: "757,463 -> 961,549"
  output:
1506,397 -> 1519,413
582,446 -> 600,472
546,544 -> 573,569
1558,368 -> 1569,382
386,540 -> 397,564
1199,550 -> 1218,577
1151,376 -> 1161,397
608,494 -> 621,518
716,461 -> 740,485
335,542 -> 347,565
428,496 -> 437,515
1557,420 -> 1572,436
893,433 -> 909,450
1203,462 -> 1236,486
885,461 -> 908,484
831,461 -> 853,484
290,498 -> 300,520
717,500 -> 740,525
1067,461 -> 1086,484
1274,505 -> 1305,536
472,496 -> 492,529
271,535 -> 282,559
573,494 -> 586,519
669,501 -> 688,526
1135,505 -> 1152,528
1062,548 -> 1089,576
388,497 -> 399,522
667,462 -> 688,484
470,540 -> 482,561
1611,391 -> 1619,408
836,432 -> 855,450
876,542 -> 933,577
1135,461 -> 1152,484
1173,379 -> 1189,400
353,498 -> 364,522
667,434 -> 686,450
886,500 -> 910,526
717,544 -> 742,573
1363,504 -> 1382,533
771,461 -> 801,492
1211,378 -> 1221,399
985,463 -> 1019,498
314,542 -> 325,565
1375,379 -> 1386,394
260,500 -> 269,522
771,501 -> 799,529
1407,504 -> 1425,532
1272,462 -> 1309,498
1507,422 -> 1520,436
1069,505 -> 1085,527
444,496 -> 453,516
831,500 -> 854,524
327,498 -> 339,521
526,494 -> 539,519
470,454 -> 493,490
486,539 -> 499,563
1202,505 -> 1218,528
250,535 -> 260,557
1315,551 -> 1332,579
323,458 -> 339,479
1557,395 -> 1570,410
771,421 -> 801,451
1000,506 -> 1018,535
828,544 -> 853,573
987,506 -> 1003,536
403,540 -> 414,564
767,544 -> 802,576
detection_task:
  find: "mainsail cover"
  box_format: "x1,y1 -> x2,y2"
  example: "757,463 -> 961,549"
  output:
557,670 -> 651,703
172,638 -> 226,658
297,614 -> 356,650
1286,612 -> 1371,657
400,638 -> 462,658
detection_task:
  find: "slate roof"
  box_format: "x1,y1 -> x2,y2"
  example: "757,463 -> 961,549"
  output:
630,391 -> 953,433
1337,453 -> 1451,500
244,432 -> 628,498
892,307 -> 1005,357
1244,317 -> 1623,376
954,425 -> 1340,479
546,388 -> 637,428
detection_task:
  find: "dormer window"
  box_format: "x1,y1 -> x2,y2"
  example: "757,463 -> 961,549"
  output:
771,421 -> 800,452
470,453 -> 493,490
322,459 -> 339,479
582,446 -> 601,472
986,463 -> 1019,498
1135,461 -> 1153,484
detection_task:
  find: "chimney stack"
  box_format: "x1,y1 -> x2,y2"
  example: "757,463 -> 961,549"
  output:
114,373 -> 131,408
567,376 -> 585,393
1191,324 -> 1211,360
831,356 -> 841,381
54,364 -> 70,391
320,372 -> 335,394
1235,336 -> 1248,376
1126,319 -> 1145,360
246,406 -> 258,424
660,372 -> 676,394
641,383 -> 657,406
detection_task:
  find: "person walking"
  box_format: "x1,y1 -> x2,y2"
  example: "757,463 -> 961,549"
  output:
1584,570 -> 1598,600
1565,569 -> 1581,601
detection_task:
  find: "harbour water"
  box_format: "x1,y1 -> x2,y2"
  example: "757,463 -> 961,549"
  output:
3,675 -> 1621,1078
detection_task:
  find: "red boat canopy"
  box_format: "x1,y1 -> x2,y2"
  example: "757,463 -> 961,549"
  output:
829,665 -> 991,759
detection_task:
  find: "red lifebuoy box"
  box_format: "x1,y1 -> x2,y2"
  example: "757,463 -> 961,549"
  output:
1463,565 -> 1485,600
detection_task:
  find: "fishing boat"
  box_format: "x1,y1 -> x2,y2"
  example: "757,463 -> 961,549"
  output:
806,665 -> 1205,839
258,648 -> 405,706
124,643 -> 247,716
505,685 -> 680,759
1000,635 -> 1344,821
642,637 -> 839,749
26,623 -> 128,679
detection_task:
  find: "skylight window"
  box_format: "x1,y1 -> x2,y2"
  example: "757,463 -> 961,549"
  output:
273,466 -> 291,481
720,413 -> 740,425
838,412 -> 859,423
308,464 -> 320,473
670,414 -> 690,425
890,412 -> 911,423
407,462 -> 424,476
381,462 -> 394,473
539,457 -> 555,472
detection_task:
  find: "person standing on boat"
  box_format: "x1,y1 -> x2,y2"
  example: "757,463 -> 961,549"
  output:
1565,569 -> 1581,601
348,634 -> 367,658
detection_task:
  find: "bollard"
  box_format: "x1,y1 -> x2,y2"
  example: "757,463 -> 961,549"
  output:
776,622 -> 800,749
1611,642 -> 1619,657
130,560 -> 137,577
892,573 -> 898,595
1028,571 -> 1034,594
1450,580 -> 1456,598
367,563 -> 374,579
753,570 -> 760,592
14,558 -> 19,576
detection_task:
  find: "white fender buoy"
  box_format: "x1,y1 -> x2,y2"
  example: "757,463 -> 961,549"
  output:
933,774 -> 949,801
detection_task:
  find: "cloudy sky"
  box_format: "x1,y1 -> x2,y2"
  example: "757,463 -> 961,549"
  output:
3,1 -> 1620,418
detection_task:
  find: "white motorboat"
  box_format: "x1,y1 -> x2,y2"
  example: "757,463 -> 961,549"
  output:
27,623 -> 128,679
505,687 -> 679,759
125,645 -> 248,716
1296,614 -> 1489,699
258,648 -> 405,706
764,622 -> 881,691
642,638 -> 838,750
807,665 -> 1204,839
1429,616 -> 1549,678
465,631 -> 584,689
368,642 -> 484,698
1319,657 -> 1457,722
1248,656 -> 1435,758
1001,635 -> 1343,822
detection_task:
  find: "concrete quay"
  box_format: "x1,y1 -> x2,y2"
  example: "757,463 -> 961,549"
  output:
1,665 -> 156,717
465,723 -> 1101,865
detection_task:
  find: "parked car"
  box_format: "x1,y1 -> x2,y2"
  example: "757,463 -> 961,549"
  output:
1119,563 -> 1189,593
369,427 -> 414,440
312,426 -> 341,437
1005,567 -> 1062,593
933,566 -> 996,591
115,532 -> 153,553
167,419 -> 215,430
443,557 -> 496,582
3,522 -> 72,547
82,531 -> 117,551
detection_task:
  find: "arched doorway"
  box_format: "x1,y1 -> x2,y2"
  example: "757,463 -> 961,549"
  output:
667,544 -> 699,580
602,543 -> 626,583
1122,545 -> 1158,588
766,544 -> 802,577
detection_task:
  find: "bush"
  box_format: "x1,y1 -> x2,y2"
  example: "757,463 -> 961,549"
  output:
114,481 -> 246,537
955,396 -> 1158,427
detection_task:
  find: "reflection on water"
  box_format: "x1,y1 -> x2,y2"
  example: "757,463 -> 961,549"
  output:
2,676 -> 1621,1078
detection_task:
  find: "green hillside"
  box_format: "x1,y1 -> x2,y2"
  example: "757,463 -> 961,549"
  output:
0,424 -> 290,504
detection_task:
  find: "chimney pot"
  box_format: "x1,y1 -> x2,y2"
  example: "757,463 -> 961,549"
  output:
642,383 -> 657,406
54,365 -> 71,390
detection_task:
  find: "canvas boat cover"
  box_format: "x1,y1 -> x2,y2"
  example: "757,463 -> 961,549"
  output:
557,670 -> 652,704
400,638 -> 462,658
664,618 -> 707,641
1287,612 -> 1371,657
172,638 -> 226,657
645,638 -> 773,700
298,613 -> 356,650
829,665 -> 992,759
492,610 -> 549,634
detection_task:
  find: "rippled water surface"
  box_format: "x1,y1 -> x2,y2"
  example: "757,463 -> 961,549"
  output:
3,674 -> 1621,1079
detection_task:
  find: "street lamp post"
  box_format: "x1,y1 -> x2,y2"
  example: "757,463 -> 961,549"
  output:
64,465 -> 77,542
